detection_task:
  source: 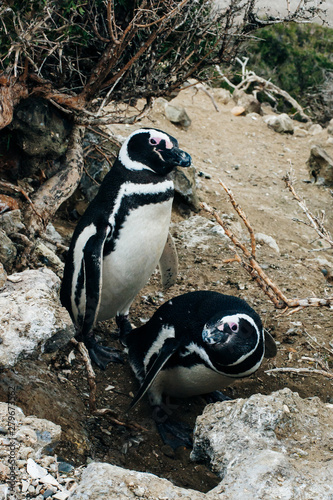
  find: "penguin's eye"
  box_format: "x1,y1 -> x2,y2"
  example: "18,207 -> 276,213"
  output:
230,322 -> 239,332
149,138 -> 158,145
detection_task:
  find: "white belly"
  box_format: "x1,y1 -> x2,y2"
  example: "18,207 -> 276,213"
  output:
97,199 -> 172,320
149,364 -> 235,405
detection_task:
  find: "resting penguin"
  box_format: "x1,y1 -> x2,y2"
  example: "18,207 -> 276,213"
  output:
60,128 -> 191,369
126,290 -> 277,449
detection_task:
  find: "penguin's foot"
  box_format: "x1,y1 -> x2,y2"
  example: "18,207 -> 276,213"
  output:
156,419 -> 193,450
152,405 -> 193,450
204,390 -> 232,404
116,314 -> 133,347
86,339 -> 123,370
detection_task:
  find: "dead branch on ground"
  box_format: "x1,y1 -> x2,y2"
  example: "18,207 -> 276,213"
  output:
72,339 -> 148,432
201,179 -> 333,313
216,57 -> 311,121
265,366 -> 333,380
284,169 -> 333,250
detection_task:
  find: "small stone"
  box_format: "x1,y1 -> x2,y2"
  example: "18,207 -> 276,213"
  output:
21,479 -> 30,493
231,105 -> 246,116
39,473 -> 61,487
263,113 -> 294,134
43,488 -> 56,498
164,103 -> 191,128
27,458 -> 48,479
57,462 -> 74,473
52,492 -> 70,500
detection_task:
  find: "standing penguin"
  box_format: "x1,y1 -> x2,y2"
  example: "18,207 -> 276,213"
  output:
126,290 -> 277,448
60,128 -> 191,369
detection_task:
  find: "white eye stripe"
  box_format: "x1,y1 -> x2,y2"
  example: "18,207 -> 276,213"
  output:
118,129 -> 175,171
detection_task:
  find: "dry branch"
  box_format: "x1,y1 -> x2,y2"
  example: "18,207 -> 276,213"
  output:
201,179 -> 333,313
266,367 -> 333,380
284,170 -> 333,249
71,339 -> 148,432
216,57 -> 311,121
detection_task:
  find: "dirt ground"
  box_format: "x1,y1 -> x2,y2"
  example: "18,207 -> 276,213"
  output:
2,88 -> 333,493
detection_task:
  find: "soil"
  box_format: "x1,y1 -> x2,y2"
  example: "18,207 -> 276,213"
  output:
1,87 -> 332,493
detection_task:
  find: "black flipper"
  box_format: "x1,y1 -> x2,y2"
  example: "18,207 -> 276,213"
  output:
80,224 -> 120,369
264,329 -> 277,358
128,337 -> 181,411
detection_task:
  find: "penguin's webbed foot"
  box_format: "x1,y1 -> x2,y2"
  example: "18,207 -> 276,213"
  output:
204,390 -> 232,404
156,418 -> 193,450
86,339 -> 123,370
116,314 -> 133,347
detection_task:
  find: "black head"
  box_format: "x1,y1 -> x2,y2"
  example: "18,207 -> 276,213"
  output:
118,128 -> 191,176
202,311 -> 264,377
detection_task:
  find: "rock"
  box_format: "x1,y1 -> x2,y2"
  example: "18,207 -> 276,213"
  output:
231,105 -> 246,116
12,97 -> 72,159
175,215 -> 227,250
80,130 -> 113,202
213,88 -> 232,105
308,123 -> 323,135
306,144 -> 333,186
0,403 -> 61,459
264,113 -> 294,134
0,268 -> 75,368
0,209 -> 25,234
255,233 -> 280,254
67,462 -> 212,500
165,102 -> 191,128
0,262 -> 6,288
232,89 -> 262,115
0,229 -> 17,272
34,240 -> 64,276
327,118 -> 333,135
170,165 -> 200,212
294,126 -> 308,137
191,388 -> 333,500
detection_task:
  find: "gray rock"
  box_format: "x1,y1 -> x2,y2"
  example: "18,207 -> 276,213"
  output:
12,97 -> 71,159
0,262 -> 6,288
0,229 -> 17,272
0,209 -> 25,235
306,144 -> 333,186
0,268 -> 75,368
327,118 -> 333,136
232,89 -> 262,115
255,232 -> 280,254
214,88 -> 232,105
68,462 -> 212,500
165,103 -> 191,128
191,388 -> 333,500
34,240 -> 64,276
170,165 -> 200,212
0,403 -> 61,459
264,113 -> 294,134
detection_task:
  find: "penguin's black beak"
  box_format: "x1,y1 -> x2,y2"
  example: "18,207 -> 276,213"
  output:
163,146 -> 191,168
202,325 -> 228,345
175,149 -> 192,168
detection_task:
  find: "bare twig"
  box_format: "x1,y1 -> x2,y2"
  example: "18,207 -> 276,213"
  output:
71,339 -> 148,432
284,169 -> 333,249
216,58 -> 311,122
201,179 -> 333,312
266,367 -> 333,380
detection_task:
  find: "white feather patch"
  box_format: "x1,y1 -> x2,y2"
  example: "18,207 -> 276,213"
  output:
144,325 -> 175,372
71,223 -> 97,322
